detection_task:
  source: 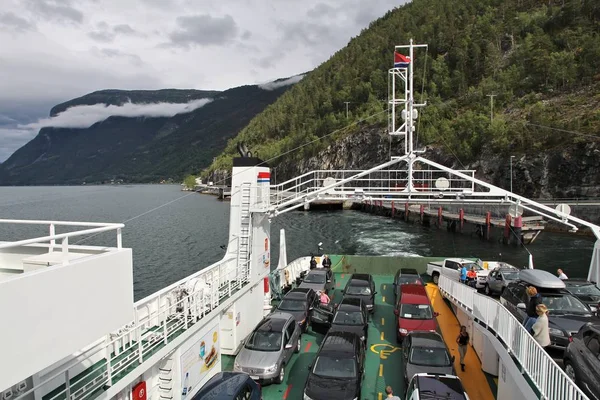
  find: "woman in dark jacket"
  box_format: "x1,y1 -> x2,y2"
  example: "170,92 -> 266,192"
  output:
524,286 -> 542,333
309,256 -> 317,270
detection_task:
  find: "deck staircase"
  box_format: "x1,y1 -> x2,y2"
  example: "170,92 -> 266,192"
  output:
237,183 -> 252,284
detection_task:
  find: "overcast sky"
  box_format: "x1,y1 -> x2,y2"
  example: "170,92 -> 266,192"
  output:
0,0 -> 406,162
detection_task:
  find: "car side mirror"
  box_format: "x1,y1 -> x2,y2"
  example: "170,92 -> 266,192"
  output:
373,291 -> 378,295
394,309 -> 399,316
285,343 -> 293,349
451,355 -> 456,363
433,312 -> 440,317
517,303 -> 526,310
307,364 -> 313,371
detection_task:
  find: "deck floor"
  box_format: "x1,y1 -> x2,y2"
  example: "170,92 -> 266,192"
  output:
223,273 -> 497,400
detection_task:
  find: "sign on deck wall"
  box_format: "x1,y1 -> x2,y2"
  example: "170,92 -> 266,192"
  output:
180,322 -> 220,399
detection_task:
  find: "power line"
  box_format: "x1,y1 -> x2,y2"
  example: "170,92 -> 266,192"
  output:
524,122 -> 600,140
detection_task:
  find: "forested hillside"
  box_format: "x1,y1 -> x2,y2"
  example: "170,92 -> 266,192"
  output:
208,0 -> 600,191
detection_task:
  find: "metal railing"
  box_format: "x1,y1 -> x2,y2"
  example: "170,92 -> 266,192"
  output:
16,256 -> 249,400
438,275 -> 588,400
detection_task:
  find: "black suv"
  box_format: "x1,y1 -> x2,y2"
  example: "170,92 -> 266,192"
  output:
303,332 -> 365,400
342,273 -> 377,313
564,323 -> 600,400
393,268 -> 425,302
275,288 -> 318,332
564,279 -> 600,314
500,270 -> 594,348
310,297 -> 369,342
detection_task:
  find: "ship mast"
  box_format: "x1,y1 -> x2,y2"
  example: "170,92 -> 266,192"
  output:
389,39 -> 427,191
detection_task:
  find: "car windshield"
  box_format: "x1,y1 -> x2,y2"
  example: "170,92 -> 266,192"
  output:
409,347 -> 451,367
398,276 -> 423,285
304,274 -> 326,284
333,310 -> 364,326
400,304 -> 433,319
346,285 -> 371,295
544,294 -> 590,314
312,356 -> 357,378
245,331 -> 282,352
502,272 -> 519,280
278,299 -> 307,312
463,263 -> 482,271
567,284 -> 600,296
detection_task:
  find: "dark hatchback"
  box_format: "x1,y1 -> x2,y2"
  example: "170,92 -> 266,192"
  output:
565,279 -> 600,314
275,288 -> 318,332
563,322 -> 600,400
342,273 -> 377,313
303,332 -> 365,400
310,297 -> 369,342
394,268 -> 425,301
500,270 -> 595,348
192,372 -> 261,400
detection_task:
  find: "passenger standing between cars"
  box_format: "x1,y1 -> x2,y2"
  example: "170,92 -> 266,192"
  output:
459,265 -> 467,284
322,255 -> 332,269
309,256 -> 317,270
557,269 -> 568,280
385,386 -> 401,400
524,286 -> 542,332
466,267 -> 477,287
531,304 -> 551,351
318,290 -> 330,305
456,326 -> 469,371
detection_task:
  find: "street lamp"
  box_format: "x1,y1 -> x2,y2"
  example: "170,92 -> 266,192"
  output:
510,156 -> 515,193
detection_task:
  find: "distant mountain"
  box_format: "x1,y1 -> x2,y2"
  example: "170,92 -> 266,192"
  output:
0,79 -> 298,185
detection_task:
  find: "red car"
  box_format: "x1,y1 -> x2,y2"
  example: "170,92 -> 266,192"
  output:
394,284 -> 439,342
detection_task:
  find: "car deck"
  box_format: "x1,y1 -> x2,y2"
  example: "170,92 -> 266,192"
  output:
222,272 -> 497,400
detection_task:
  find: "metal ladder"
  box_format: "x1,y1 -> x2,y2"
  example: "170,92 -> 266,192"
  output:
157,357 -> 174,400
237,183 -> 252,285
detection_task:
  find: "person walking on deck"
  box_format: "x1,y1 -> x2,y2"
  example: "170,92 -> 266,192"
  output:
524,286 -> 542,333
532,304 -> 551,351
459,265 -> 467,284
385,386 -> 401,400
322,255 -> 332,269
456,326 -> 469,371
557,269 -> 568,280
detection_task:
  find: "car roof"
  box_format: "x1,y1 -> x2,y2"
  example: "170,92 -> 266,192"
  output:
339,296 -> 363,308
307,269 -> 328,276
192,372 -> 250,399
518,269 -> 566,289
400,284 -> 429,304
259,312 -> 292,331
497,267 -> 519,273
564,279 -> 594,286
319,332 -> 359,355
408,332 -> 446,348
284,289 -> 312,299
415,374 -> 467,399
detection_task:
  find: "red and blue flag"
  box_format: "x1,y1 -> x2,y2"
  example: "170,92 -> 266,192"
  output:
394,52 -> 411,68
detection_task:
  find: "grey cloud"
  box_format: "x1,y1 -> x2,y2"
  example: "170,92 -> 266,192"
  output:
0,12 -> 36,32
27,0 -> 84,24
113,24 -> 136,35
100,48 -> 143,66
88,31 -> 114,42
306,3 -> 335,19
241,30 -> 252,40
168,14 -> 238,48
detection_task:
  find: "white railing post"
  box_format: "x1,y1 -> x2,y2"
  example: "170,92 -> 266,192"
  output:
64,370 -> 71,400
105,335 -> 113,386
117,228 -> 122,249
184,296 -> 189,329
49,224 -> 55,253
135,308 -> 143,364
61,237 -> 69,264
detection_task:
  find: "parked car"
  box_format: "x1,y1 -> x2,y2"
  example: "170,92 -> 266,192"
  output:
563,322 -> 600,400
342,273 -> 377,313
484,265 -> 520,296
192,372 -> 261,400
275,288 -> 318,332
394,284 -> 439,343
426,258 -> 490,289
405,373 -> 469,400
309,297 -> 368,342
564,279 -> 600,313
499,269 -> 594,348
233,312 -> 301,384
403,332 -> 455,384
298,268 -> 335,294
303,331 -> 365,400
394,268 -> 425,301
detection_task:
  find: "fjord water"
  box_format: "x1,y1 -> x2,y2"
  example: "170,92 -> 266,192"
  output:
0,185 -> 593,300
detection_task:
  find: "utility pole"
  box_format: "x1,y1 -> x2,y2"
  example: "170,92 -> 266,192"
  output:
486,94 -> 496,122
344,102 -> 351,119
510,155 -> 515,193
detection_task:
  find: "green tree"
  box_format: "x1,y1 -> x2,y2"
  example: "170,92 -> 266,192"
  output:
183,175 -> 196,189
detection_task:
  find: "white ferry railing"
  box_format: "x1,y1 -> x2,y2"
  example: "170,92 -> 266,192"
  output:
438,275 -> 589,400
14,255 -> 249,400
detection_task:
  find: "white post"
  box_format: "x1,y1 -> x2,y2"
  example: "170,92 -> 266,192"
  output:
105,335 -> 113,386
61,237 -> 69,264
117,228 -> 122,249
49,224 -> 55,253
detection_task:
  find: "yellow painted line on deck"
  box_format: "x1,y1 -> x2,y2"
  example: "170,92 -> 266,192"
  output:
378,393 -> 383,400
381,317 -> 385,325
380,332 -> 384,341
379,364 -> 383,377
382,296 -> 386,303
426,285 -> 495,400
383,285 -> 386,290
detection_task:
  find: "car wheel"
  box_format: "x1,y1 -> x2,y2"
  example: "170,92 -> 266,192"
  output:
275,365 -> 285,384
295,338 -> 301,353
564,361 -> 577,383
432,273 -> 439,284
484,284 -> 491,296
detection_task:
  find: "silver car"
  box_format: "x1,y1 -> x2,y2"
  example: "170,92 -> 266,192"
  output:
233,312 -> 301,384
403,332 -> 455,384
485,266 -> 520,296
298,268 -> 335,293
